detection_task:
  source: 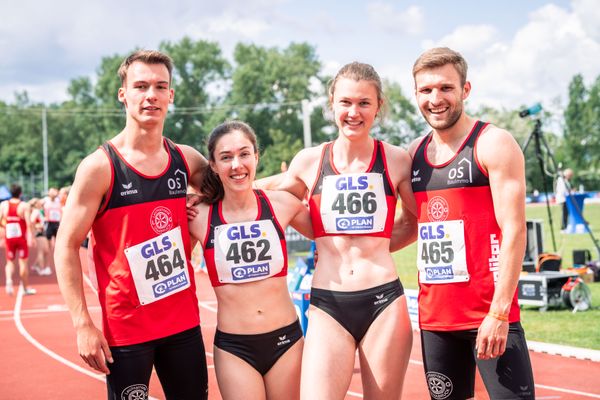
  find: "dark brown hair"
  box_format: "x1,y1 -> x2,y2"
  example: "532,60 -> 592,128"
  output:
200,121 -> 258,204
412,47 -> 468,86
327,61 -> 386,118
117,49 -> 174,85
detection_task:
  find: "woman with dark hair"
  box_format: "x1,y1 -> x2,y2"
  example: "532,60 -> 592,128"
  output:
189,121 -> 312,400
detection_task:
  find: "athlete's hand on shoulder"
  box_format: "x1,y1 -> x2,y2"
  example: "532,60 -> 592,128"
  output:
76,324 -> 113,374
475,315 -> 509,360
186,193 -> 202,220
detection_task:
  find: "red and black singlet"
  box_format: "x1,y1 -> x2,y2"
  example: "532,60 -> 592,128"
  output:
411,121 -> 520,331
308,140 -> 396,238
5,200 -> 27,241
91,138 -> 200,346
203,189 -> 288,287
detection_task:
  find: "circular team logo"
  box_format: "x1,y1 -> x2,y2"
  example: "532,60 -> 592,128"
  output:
427,196 -> 449,222
121,384 -> 148,400
150,206 -> 173,234
426,372 -> 453,399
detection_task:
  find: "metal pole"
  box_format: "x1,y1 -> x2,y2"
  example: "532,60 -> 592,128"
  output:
42,107 -> 48,194
301,99 -> 312,148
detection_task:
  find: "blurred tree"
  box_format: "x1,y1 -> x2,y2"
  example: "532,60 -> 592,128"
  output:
226,42 -> 324,175
160,37 -> 230,149
374,79 -> 425,146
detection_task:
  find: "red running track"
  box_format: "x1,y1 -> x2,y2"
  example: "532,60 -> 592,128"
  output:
1,247 -> 599,399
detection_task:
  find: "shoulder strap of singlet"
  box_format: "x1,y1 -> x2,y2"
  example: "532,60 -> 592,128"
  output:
255,189 -> 285,240
95,142 -> 116,216
369,140 -> 395,196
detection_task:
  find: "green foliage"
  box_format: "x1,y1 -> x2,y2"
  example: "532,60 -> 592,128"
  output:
160,37 -> 230,149
375,79 -> 425,146
2,39 -> 598,193
562,74 -> 600,189
471,104 -> 563,194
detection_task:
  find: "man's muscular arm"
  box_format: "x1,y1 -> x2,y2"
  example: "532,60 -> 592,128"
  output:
55,151 -> 113,374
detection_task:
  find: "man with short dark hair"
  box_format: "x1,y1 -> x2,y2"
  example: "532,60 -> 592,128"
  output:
399,47 -> 535,399
55,49 -> 209,400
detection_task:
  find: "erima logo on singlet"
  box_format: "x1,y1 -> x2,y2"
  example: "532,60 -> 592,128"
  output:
120,182 -> 139,196
412,169 -> 421,183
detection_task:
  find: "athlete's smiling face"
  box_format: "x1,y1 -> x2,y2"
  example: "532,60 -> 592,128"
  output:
414,63 -> 470,132
118,61 -> 174,127
210,130 -> 258,193
331,77 -> 381,140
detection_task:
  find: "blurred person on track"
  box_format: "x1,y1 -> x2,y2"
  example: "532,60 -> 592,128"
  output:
29,198 -> 51,276
1,184 -> 36,295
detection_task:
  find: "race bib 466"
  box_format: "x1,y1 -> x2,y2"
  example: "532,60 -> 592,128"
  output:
320,173 -> 387,234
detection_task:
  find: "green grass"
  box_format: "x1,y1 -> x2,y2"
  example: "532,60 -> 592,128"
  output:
393,202 -> 600,350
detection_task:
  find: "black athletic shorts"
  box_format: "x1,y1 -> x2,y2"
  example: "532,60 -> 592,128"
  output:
421,322 -> 535,400
44,221 -> 60,239
310,279 -> 404,342
106,326 -> 208,400
214,319 -> 302,376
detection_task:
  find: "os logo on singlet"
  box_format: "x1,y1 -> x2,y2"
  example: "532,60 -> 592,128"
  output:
226,223 -> 272,280
150,206 -> 173,234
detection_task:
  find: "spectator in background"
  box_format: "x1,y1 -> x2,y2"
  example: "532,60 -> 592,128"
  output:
555,168 -> 573,231
29,198 -> 51,276
1,184 -> 36,295
42,187 -> 62,275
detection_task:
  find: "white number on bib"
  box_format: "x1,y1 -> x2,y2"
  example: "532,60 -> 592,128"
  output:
48,209 -> 61,222
417,220 -> 469,284
214,220 -> 284,284
124,226 -> 190,305
5,222 -> 22,239
320,173 -> 388,234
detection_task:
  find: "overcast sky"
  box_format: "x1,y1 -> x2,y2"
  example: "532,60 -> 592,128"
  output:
1,0 -> 599,112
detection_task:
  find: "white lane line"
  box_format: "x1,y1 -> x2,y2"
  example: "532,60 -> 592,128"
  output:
12,277 -> 161,400
13,285 -> 106,382
535,384 -> 600,399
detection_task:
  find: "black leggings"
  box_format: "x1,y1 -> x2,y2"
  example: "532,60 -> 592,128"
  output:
107,326 -> 208,400
421,322 -> 534,400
